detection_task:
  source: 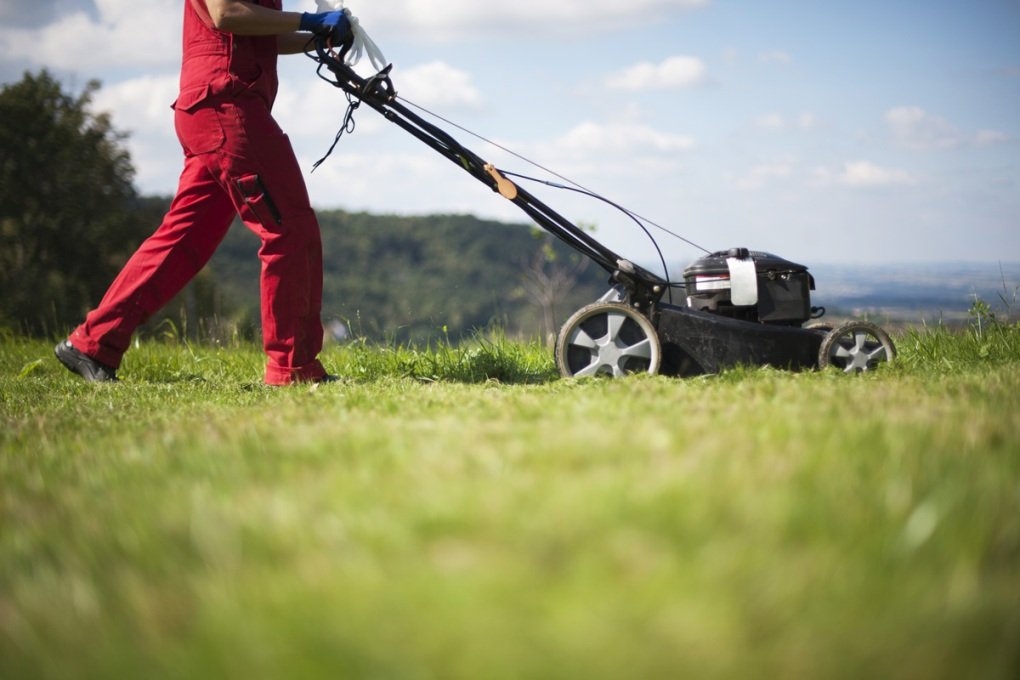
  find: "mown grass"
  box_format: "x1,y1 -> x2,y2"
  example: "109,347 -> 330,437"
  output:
2,325 -> 1019,679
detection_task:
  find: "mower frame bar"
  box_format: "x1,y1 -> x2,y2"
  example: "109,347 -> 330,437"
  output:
311,39 -> 669,308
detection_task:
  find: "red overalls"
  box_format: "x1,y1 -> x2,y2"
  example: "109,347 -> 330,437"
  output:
68,0 -> 326,384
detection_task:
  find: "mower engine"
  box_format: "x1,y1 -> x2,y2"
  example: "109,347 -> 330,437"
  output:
683,247 -> 818,326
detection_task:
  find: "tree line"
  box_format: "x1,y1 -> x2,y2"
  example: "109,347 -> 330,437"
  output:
0,71 -> 606,344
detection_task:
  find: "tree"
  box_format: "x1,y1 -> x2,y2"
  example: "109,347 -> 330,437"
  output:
0,70 -> 152,334
519,229 -> 593,344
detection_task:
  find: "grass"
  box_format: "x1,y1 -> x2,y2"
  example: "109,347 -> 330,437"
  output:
2,324 -> 1019,679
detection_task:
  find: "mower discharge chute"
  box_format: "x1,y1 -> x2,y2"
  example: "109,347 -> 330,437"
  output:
308,37 -> 896,378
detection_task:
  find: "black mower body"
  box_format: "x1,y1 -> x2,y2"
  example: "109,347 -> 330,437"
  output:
655,304 -> 824,377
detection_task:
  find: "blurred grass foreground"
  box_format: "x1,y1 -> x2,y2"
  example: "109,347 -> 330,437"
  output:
1,322 -> 1019,679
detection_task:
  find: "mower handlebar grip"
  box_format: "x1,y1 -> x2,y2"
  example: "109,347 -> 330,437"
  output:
314,31 -> 354,67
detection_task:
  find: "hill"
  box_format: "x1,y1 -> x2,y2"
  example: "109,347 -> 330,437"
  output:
143,207 -> 1018,343
199,210 -> 608,344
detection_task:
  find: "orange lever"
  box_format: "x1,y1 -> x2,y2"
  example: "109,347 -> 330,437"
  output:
484,164 -> 518,200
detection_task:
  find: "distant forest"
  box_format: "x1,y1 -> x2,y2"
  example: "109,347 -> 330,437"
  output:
159,209 -> 610,345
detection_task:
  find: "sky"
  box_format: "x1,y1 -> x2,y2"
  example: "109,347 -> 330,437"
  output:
1,0 -> 1018,274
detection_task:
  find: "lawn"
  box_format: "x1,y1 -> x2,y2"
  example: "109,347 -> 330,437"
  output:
2,327 -> 1019,679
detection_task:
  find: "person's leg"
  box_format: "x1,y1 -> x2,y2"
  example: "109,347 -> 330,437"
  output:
68,158 -> 236,368
208,97 -> 325,385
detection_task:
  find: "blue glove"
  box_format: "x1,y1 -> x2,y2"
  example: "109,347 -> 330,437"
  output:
300,11 -> 349,45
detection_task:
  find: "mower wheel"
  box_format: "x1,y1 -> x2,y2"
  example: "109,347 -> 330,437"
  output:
555,302 -> 661,378
818,320 -> 897,373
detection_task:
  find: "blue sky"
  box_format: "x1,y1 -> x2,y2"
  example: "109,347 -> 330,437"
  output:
1,0 -> 1017,272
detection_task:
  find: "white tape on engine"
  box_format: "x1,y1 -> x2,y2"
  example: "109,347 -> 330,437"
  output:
726,257 -> 759,306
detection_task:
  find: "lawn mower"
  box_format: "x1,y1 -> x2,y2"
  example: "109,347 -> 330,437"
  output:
306,34 -> 897,378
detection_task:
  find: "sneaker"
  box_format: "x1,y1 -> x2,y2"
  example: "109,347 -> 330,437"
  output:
54,340 -> 119,382
315,374 -> 340,383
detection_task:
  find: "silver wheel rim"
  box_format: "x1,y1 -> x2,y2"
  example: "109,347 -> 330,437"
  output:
828,328 -> 892,372
558,305 -> 661,378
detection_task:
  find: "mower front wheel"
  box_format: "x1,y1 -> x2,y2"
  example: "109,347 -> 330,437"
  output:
555,302 -> 662,378
818,320 -> 897,373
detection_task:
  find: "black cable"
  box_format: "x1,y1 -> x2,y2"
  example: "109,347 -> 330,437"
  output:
311,91 -> 359,172
397,95 -> 713,257
502,170 -> 674,304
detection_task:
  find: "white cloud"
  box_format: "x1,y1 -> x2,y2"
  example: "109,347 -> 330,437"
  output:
754,112 -> 817,131
90,74 -> 179,135
755,113 -> 786,130
605,56 -> 707,91
274,77 -> 388,145
0,0 -> 180,71
885,106 -> 963,150
975,129 -> 1011,146
737,161 -> 794,190
304,151 -> 446,206
556,121 -> 695,153
353,0 -> 710,39
391,61 -> 483,109
824,161 -> 916,188
885,106 -> 1011,150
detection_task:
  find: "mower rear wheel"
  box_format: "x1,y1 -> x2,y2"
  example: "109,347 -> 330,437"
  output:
555,302 -> 661,378
818,320 -> 896,373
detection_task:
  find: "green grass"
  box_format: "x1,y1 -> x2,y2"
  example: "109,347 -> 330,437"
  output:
2,327 -> 1019,679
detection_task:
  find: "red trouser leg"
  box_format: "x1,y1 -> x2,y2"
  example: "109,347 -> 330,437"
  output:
199,97 -> 325,385
70,158 -> 236,368
71,95 -> 325,384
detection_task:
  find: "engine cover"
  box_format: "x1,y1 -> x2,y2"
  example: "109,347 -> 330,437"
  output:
683,247 -> 815,325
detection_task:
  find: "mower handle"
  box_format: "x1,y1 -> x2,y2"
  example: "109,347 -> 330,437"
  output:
314,30 -> 355,69
306,34 -> 669,306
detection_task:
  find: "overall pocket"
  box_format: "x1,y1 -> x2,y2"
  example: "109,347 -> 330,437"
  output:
234,173 -> 283,227
172,84 -> 225,155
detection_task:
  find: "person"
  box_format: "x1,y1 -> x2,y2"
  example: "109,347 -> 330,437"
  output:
55,0 -> 347,385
